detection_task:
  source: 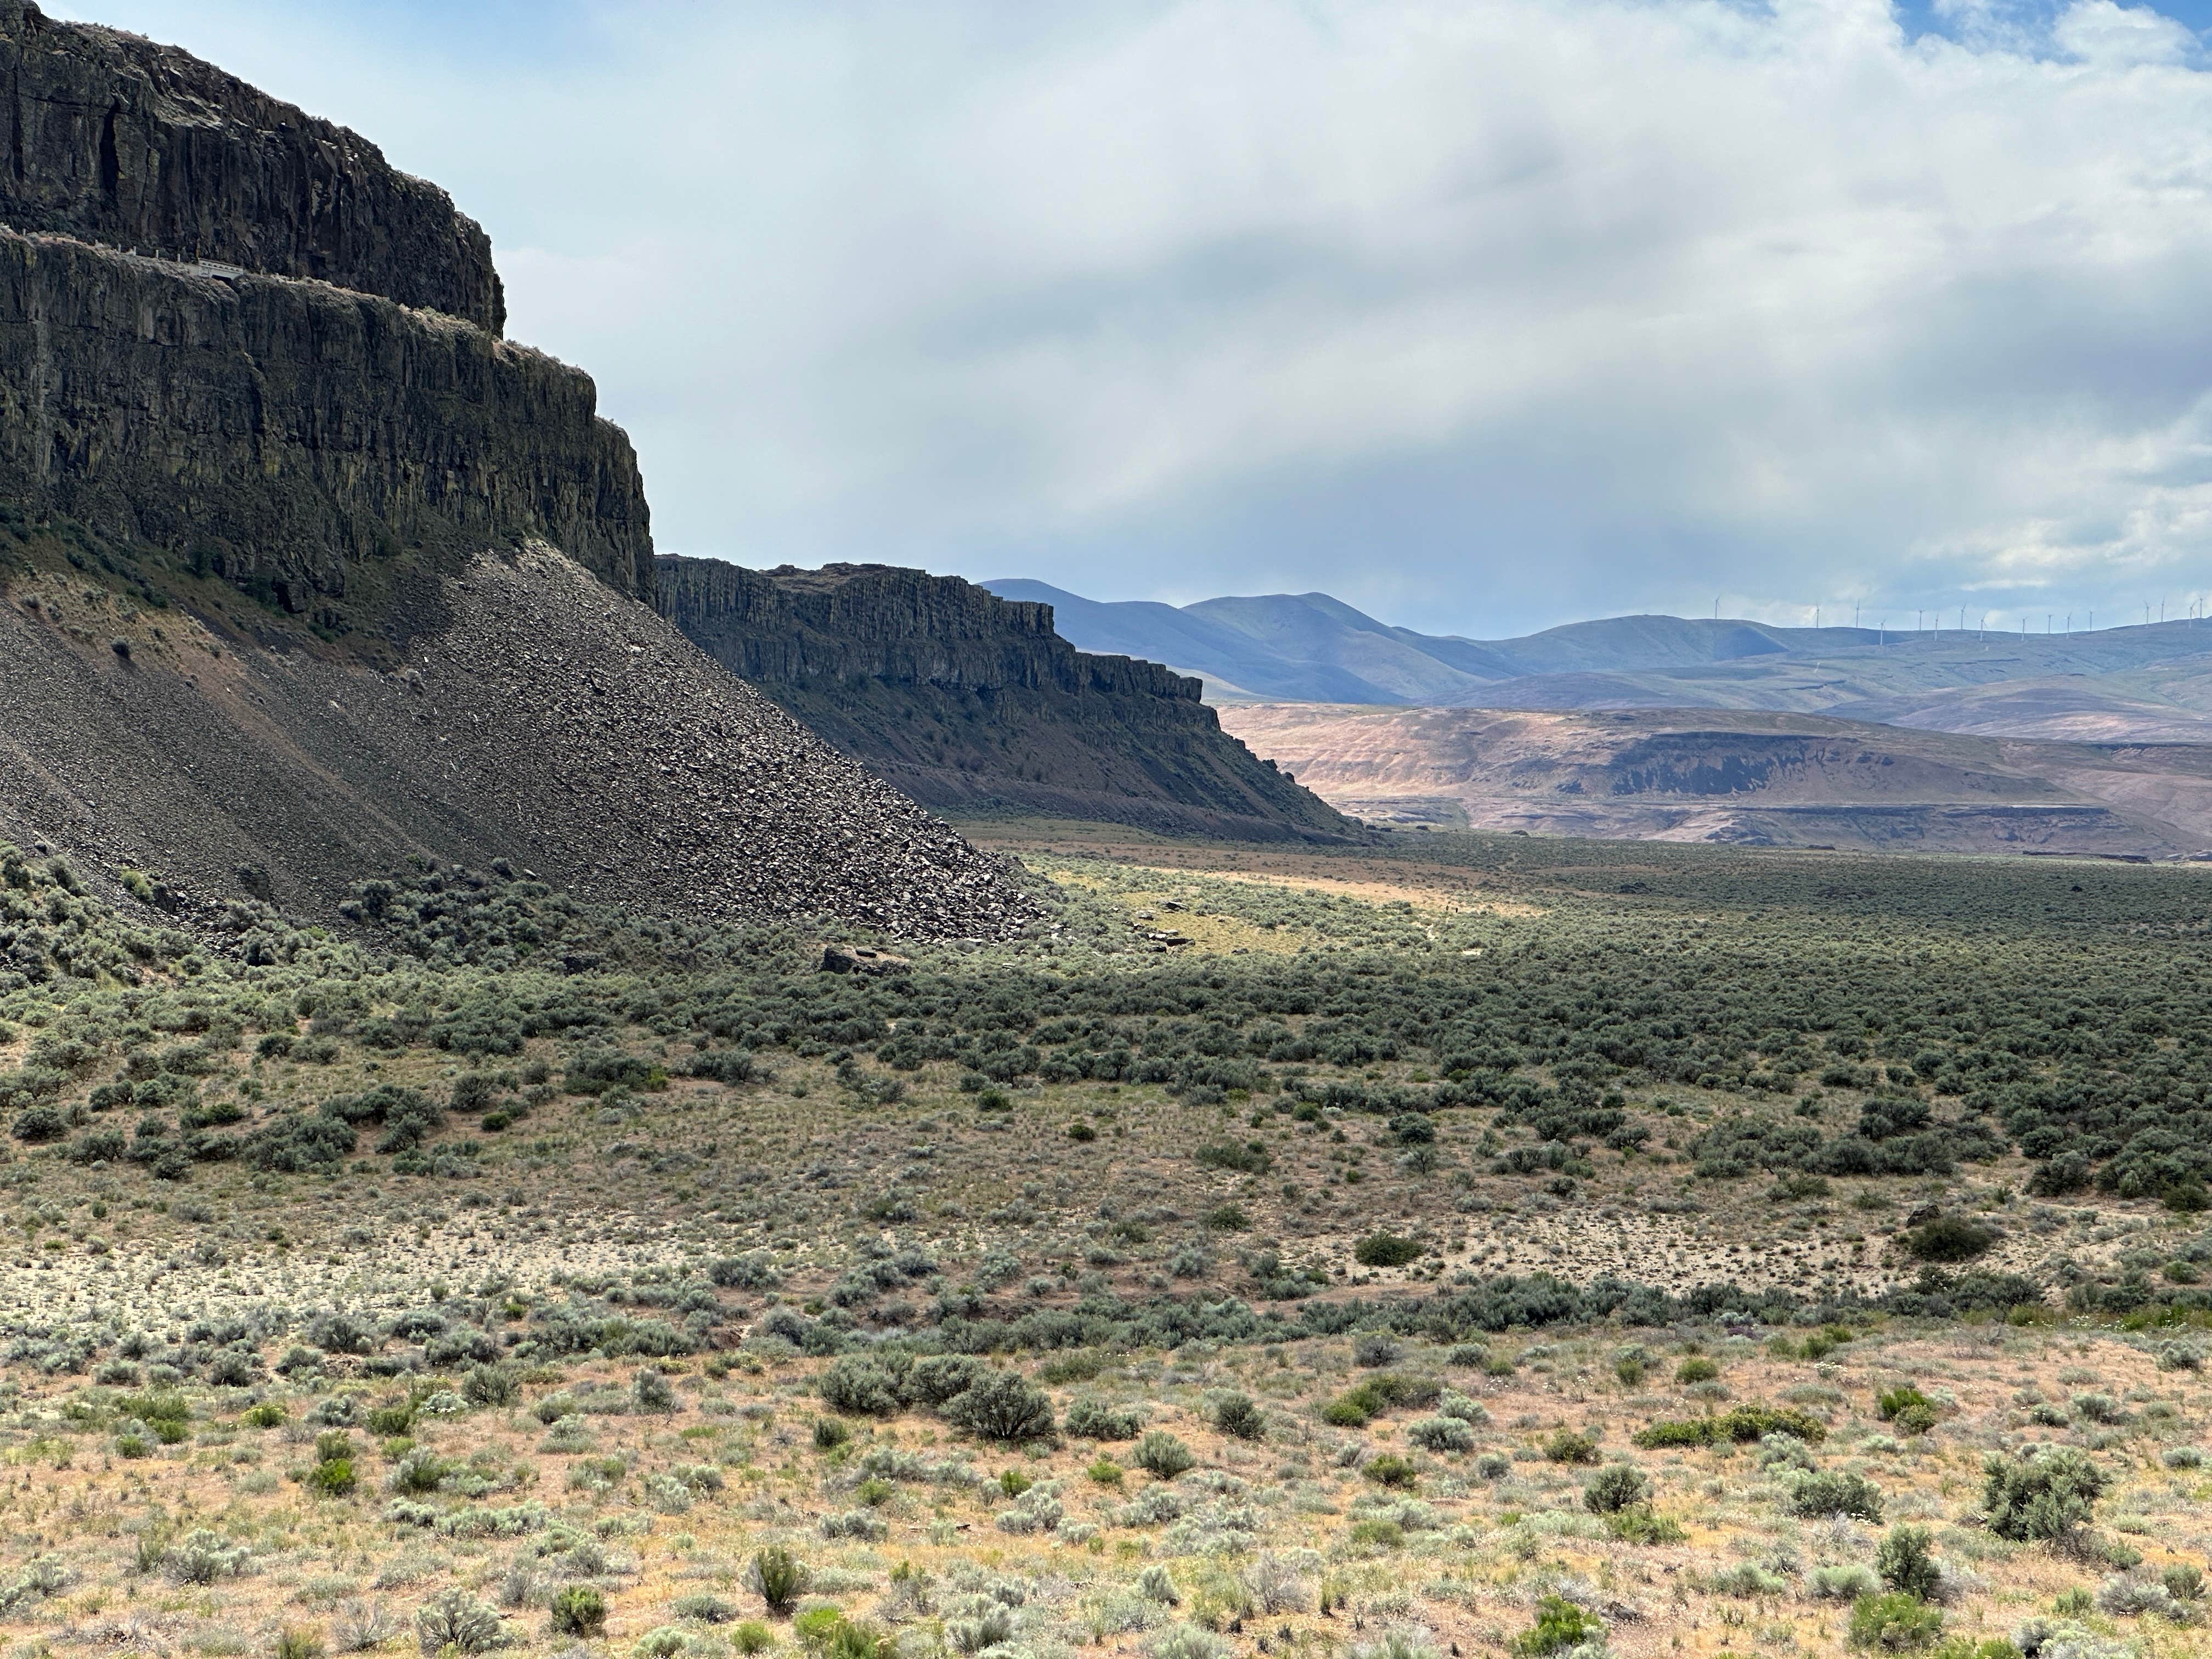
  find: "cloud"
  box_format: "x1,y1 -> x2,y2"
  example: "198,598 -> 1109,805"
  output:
47,0 -> 2212,634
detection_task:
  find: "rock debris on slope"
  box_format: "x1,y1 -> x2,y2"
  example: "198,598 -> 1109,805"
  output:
324,545 -> 1037,937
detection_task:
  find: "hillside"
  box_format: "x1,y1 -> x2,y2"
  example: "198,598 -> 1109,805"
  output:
1219,702 -> 2212,858
995,580 -> 2212,741
656,560 -> 1353,842
0,2 -> 1029,936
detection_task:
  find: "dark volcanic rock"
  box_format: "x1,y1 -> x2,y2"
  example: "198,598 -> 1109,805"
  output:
0,1 -> 503,331
656,557 -> 1356,842
0,228 -> 652,610
0,544 -> 1035,938
0,10 -> 1036,939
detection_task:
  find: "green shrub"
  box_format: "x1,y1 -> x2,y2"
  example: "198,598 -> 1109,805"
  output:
1363,1453 -> 1417,1488
943,1372 -> 1055,1443
1877,1526 -> 1940,1599
732,1623 -> 774,1655
1132,1431 -> 1195,1479
1544,1428 -> 1599,1464
1634,1402 -> 1826,1449
819,1355 -> 900,1417
274,1627 -> 325,1659
1792,1471 -> 1885,1522
1582,1463 -> 1652,1514
634,1367 -> 676,1414
551,1585 -> 607,1637
1063,1398 -> 1142,1440
749,1545 -> 809,1616
1194,1140 -> 1271,1175
242,1403 -> 286,1429
1408,1415 -> 1476,1453
415,1589 -> 503,1656
1211,1392 -> 1266,1441
1878,1386 -> 1940,1435
1353,1233 -> 1421,1268
1848,1593 -> 1943,1651
792,1609 -> 844,1650
1905,1217 -> 1996,1263
1675,1356 -> 1720,1384
1511,1596 -> 1603,1656
1604,1506 -> 1685,1543
1982,1447 -> 2107,1544
1811,1565 -> 1882,1601
462,1364 -> 517,1408
307,1458 -> 356,1497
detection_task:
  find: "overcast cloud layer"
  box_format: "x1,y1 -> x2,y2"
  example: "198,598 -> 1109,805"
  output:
53,0 -> 2212,636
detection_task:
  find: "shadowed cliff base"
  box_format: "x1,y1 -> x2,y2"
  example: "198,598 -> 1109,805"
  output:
656,556 -> 1358,844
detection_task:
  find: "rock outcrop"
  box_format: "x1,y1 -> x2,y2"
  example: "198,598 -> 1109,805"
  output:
0,1 -> 503,331
0,229 -> 652,614
0,8 -> 1037,936
657,557 -> 1356,842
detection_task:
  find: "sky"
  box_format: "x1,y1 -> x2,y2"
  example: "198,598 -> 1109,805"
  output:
50,0 -> 2212,639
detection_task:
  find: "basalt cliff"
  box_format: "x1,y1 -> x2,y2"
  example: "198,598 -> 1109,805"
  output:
656,557 -> 1356,842
0,3 -> 1029,936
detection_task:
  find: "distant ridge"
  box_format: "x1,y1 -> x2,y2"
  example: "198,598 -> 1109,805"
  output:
984,581 -> 2212,743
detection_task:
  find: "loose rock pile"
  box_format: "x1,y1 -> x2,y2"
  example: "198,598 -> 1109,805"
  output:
303,545 -> 1039,938
0,543 -> 1037,939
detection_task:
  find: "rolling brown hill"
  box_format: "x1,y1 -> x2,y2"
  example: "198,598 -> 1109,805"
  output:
1219,702 -> 2212,858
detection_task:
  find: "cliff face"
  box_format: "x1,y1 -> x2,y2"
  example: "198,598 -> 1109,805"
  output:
0,228 -> 652,612
656,557 -> 1356,841
0,1 -> 503,331
0,9 -> 1039,937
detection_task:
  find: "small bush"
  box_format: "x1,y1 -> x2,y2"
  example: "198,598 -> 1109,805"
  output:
2095,1571 -> 2192,1622
1544,1428 -> 1600,1464
276,1629 -> 325,1659
1363,1453 -> 1417,1488
1353,1233 -> 1421,1268
1212,1391 -> 1266,1441
819,1354 -> 899,1417
1604,1506 -> 1685,1543
1511,1596 -> 1604,1657
1812,1565 -> 1882,1601
414,1589 -> 503,1657
1064,1398 -> 1142,1441
1878,1526 -> 1941,1600
1675,1356 -> 1720,1384
1132,1431 -> 1195,1479
1408,1415 -> 1476,1453
1582,1463 -> 1652,1514
1878,1385 -> 1940,1436
748,1546 -> 809,1616
1982,1447 -> 2107,1544
1793,1471 -> 1886,1522
307,1458 -> 357,1497
1633,1402 -> 1826,1449
942,1371 -> 1056,1443
1849,1592 -> 1943,1651
550,1586 -> 606,1638
1905,1217 -> 1996,1263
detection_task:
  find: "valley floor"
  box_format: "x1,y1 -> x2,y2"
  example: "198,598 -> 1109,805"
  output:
4,825 -> 2212,1657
